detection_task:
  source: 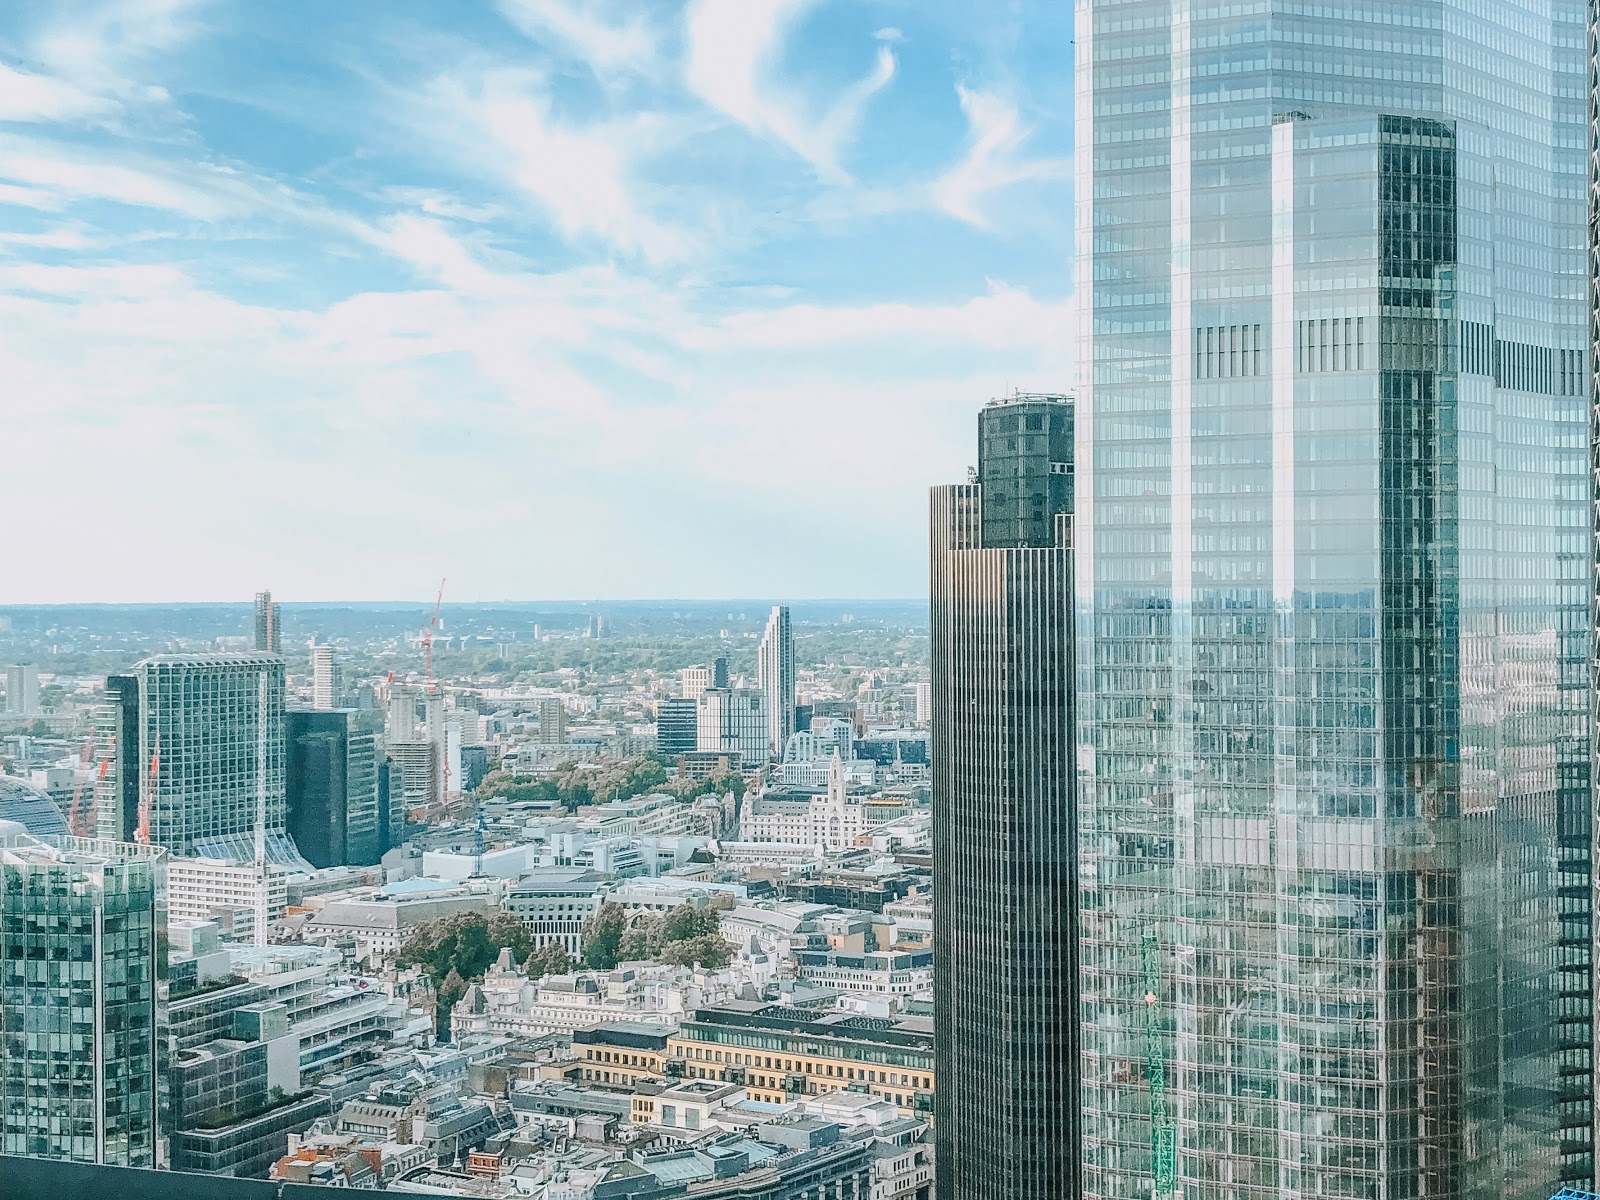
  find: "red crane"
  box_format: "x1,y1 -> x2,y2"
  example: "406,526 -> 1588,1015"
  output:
65,734 -> 96,838
136,734 -> 159,845
422,578 -> 446,693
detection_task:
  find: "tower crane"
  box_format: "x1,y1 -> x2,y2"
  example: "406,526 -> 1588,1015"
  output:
422,578 -> 446,693
1142,927 -> 1177,1200
65,733 -> 96,837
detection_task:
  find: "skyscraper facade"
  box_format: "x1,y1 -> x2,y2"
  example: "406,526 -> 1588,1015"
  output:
929,395 -> 1078,1200
4,663 -> 38,715
286,708 -> 384,868
0,830 -> 161,1167
134,654 -> 288,857
93,674 -> 140,843
696,686 -> 769,768
1077,4 -> 1591,1196
253,591 -> 280,654
310,644 -> 342,710
757,605 -> 796,758
657,697 -> 699,761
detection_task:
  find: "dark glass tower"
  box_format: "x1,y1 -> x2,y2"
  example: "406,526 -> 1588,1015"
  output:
286,709 -> 383,868
930,394 -> 1078,1200
657,697 -> 699,760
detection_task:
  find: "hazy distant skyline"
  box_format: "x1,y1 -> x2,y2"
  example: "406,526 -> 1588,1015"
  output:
1,0 -> 1073,603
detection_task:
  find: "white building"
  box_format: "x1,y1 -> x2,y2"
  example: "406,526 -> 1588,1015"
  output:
502,869 -> 610,955
4,663 -> 39,716
679,667 -> 711,702
740,756 -> 866,854
459,956 -> 774,1038
226,943 -> 427,1079
311,645 -> 342,710
756,606 -> 795,758
301,878 -> 500,962
166,856 -> 288,941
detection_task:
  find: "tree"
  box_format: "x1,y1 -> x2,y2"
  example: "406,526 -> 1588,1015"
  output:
525,941 -> 572,978
661,904 -> 720,945
436,967 -> 468,1035
659,934 -> 734,970
581,902 -> 628,970
396,911 -> 533,991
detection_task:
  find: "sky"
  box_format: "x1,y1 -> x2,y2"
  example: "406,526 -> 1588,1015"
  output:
0,0 -> 1075,604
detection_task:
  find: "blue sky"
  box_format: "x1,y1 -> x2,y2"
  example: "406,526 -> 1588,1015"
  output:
0,0 -> 1074,604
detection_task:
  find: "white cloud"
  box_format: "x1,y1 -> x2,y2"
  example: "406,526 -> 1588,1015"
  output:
498,0 -> 658,76
0,250 -> 1068,600
931,86 -> 1070,228
419,72 -> 689,262
684,0 -> 894,183
0,63 -> 114,124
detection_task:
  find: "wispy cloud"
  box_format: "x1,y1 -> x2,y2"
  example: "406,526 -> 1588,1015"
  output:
0,63 -> 114,124
498,0 -> 659,77
931,86 -> 1070,228
418,71 -> 689,262
684,0 -> 895,184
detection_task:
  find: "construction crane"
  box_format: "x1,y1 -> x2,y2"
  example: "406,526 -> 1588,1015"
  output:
473,798 -> 485,877
135,733 -> 159,845
422,578 -> 446,693
1142,927 -> 1177,1200
65,734 -> 96,838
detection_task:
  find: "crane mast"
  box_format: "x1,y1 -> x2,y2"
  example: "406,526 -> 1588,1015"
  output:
1142,927 -> 1177,1200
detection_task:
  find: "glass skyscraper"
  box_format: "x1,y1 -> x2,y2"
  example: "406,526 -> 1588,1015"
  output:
931,395 -> 1079,1200
136,654 -> 288,857
0,831 -> 161,1167
1076,3 -> 1590,1198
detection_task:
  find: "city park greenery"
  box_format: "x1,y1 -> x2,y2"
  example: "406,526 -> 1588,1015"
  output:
476,753 -> 745,812
578,901 -> 734,971
396,901 -> 734,1038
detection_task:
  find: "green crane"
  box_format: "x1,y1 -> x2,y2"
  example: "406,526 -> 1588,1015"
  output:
1142,927 -> 1178,1199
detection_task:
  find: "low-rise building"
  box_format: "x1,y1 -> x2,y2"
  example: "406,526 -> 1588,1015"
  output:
301,878 -> 499,963
793,949 -> 933,1000
501,868 -> 610,955
167,857 -> 288,941
571,1022 -> 674,1090
669,1004 -> 934,1118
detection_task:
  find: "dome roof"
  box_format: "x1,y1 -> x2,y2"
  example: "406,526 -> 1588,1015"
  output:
0,777 -> 70,838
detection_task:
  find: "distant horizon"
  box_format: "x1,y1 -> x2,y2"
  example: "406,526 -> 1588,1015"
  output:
0,596 -> 930,610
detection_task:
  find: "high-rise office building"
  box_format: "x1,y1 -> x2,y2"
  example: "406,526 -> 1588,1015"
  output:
1078,5 -> 1590,1195
0,829 -> 161,1166
310,644 -> 342,710
537,697 -> 567,746
93,674 -> 140,843
657,697 -> 699,761
286,708 -> 384,868
712,656 -> 730,690
680,666 -> 712,702
253,591 -> 280,654
696,687 -> 768,768
930,396 -> 1078,1200
133,654 -> 288,857
4,663 -> 38,716
757,606 -> 796,759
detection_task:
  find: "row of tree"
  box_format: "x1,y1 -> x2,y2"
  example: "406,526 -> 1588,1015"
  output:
579,901 -> 734,971
477,753 -> 745,810
395,910 -> 572,1037
394,900 -> 737,1039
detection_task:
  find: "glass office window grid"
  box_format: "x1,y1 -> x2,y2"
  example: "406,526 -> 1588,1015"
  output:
1076,2 -> 1590,1197
137,655 -> 287,856
0,850 -> 159,1166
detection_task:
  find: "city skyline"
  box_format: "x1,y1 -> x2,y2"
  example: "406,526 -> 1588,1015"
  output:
0,0 -> 1073,604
